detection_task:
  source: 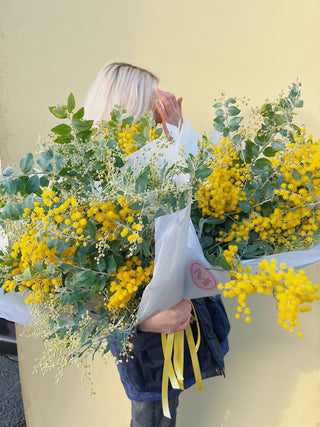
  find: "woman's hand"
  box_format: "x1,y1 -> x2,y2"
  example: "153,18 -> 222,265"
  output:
154,89 -> 183,134
137,299 -> 191,334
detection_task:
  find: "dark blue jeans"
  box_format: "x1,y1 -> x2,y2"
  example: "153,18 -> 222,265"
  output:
130,396 -> 179,427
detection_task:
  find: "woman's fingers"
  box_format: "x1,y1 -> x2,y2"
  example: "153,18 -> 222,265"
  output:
137,299 -> 192,334
155,89 -> 183,130
155,99 -> 168,133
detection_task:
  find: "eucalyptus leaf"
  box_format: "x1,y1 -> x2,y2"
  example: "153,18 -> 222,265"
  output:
223,127 -> 230,137
48,106 -> 68,119
60,290 -> 92,305
37,150 -> 53,171
46,234 -> 57,250
58,263 -> 79,272
292,169 -> 302,181
33,262 -> 44,273
135,169 -> 149,193
228,106 -> 241,116
75,246 -> 88,267
22,194 -> 35,211
55,135 -> 74,144
73,107 -> 85,120
56,238 -> 71,255
229,116 -> 243,132
141,240 -> 150,257
40,176 -> 50,187
78,131 -> 93,143
214,115 -> 225,124
271,140 -> 285,151
226,98 -> 236,106
2,179 -> 17,196
47,263 -> 55,275
238,200 -> 251,213
3,202 -> 19,220
195,167 -> 213,180
306,181 -> 314,192
81,329 -> 87,344
275,176 -> 285,189
20,153 -> 34,173
205,216 -> 226,225
254,158 -> 272,171
213,122 -> 226,132
25,175 -> 40,194
155,208 -> 165,218
263,183 -> 274,199
67,93 -> 75,113
115,157 -> 124,168
122,116 -> 134,126
254,189 -> 262,204
23,267 -> 31,279
128,202 -> 143,210
71,119 -> 93,132
91,256 -> 106,272
263,147 -> 277,157
51,124 -> 72,135
84,220 -> 96,240
105,255 -> 117,274
232,134 -> 242,145
2,167 -> 13,177
73,270 -> 97,288
219,255 -> 232,271
199,236 -> 213,249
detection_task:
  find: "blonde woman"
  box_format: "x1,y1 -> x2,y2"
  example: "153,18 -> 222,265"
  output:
84,62 -> 230,427
84,61 -> 182,133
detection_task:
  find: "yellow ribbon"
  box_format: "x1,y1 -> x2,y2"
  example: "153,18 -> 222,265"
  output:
161,303 -> 203,418
173,330 -> 185,389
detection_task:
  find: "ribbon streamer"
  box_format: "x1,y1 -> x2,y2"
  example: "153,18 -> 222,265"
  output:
161,303 -> 203,418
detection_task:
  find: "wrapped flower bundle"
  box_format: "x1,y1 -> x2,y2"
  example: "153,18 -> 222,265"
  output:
191,82 -> 320,336
0,82 -> 319,385
0,98 -> 196,373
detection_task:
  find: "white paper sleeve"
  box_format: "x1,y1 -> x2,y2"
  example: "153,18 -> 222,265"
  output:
0,234 -> 31,325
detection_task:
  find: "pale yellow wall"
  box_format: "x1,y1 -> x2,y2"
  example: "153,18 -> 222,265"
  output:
2,0 -> 320,426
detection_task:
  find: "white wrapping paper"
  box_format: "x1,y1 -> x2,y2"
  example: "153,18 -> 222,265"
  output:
0,234 -> 31,325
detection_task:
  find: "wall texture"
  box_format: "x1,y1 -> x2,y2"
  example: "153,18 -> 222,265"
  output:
2,0 -> 320,426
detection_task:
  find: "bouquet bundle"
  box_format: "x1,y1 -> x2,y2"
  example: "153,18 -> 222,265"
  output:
0,84 -> 319,407
191,82 -> 320,335
0,98 -> 199,367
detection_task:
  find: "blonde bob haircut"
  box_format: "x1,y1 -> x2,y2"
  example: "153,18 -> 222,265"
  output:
84,62 -> 159,122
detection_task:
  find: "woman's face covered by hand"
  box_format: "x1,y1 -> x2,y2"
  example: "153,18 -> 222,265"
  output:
154,89 -> 183,133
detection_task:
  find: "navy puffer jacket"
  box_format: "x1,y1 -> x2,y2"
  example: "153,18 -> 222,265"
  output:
111,295 -> 230,402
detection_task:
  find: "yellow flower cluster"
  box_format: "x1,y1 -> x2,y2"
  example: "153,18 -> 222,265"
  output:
4,228 -> 65,304
218,253 -> 320,336
107,257 -> 154,309
196,138 -> 250,218
148,128 -> 159,141
220,207 -> 317,248
87,198 -> 142,243
117,123 -> 140,155
4,186 -> 149,306
3,191 -> 86,303
218,135 -> 320,249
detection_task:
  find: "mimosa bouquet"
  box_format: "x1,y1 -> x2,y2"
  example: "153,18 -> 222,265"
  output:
0,83 -> 319,393
0,95 -> 216,378
190,82 -> 320,336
